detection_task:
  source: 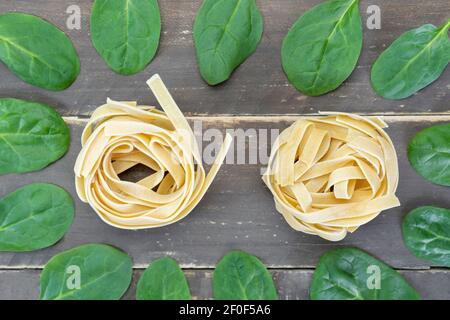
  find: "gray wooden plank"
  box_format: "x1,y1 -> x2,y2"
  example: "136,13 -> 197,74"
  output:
1,116 -> 450,269
0,269 -> 449,300
0,0 -> 449,116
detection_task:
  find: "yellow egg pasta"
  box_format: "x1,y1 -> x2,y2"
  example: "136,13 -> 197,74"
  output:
262,113 -> 400,241
74,75 -> 232,229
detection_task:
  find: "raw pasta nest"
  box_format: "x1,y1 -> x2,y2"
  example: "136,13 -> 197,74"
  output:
263,113 -> 400,241
74,75 -> 231,229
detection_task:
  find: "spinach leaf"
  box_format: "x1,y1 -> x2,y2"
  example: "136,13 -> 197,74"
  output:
407,122 -> 450,186
193,0 -> 264,85
0,183 -> 74,252
0,13 -> 80,91
371,21 -> 450,100
213,251 -> 278,300
40,244 -> 133,300
281,0 -> 362,96
402,206 -> 450,267
0,98 -> 70,175
91,0 -> 161,75
310,248 -> 421,300
136,257 -> 191,300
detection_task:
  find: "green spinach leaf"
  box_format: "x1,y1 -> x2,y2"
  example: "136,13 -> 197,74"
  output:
91,0 -> 161,75
0,98 -> 70,175
0,183 -> 74,252
193,0 -> 264,85
402,206 -> 450,267
407,122 -> 450,186
213,251 -> 278,300
371,21 -> 450,99
310,248 -> 421,300
281,0 -> 362,96
40,244 -> 133,300
136,257 -> 191,300
0,12 -> 80,91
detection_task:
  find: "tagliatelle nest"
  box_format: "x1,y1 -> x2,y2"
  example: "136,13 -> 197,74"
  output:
263,113 -> 400,241
74,75 -> 231,229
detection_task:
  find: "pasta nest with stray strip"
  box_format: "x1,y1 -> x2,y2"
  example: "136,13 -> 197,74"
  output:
263,113 -> 400,241
74,75 -> 231,229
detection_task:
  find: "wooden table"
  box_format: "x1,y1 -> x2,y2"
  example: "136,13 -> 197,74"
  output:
0,0 -> 449,300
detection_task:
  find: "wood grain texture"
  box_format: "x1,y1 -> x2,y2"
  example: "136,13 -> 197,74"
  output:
1,117 -> 450,269
0,269 -> 448,300
0,0 -> 448,116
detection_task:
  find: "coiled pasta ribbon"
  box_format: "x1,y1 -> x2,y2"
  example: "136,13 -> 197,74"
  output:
263,113 -> 400,241
74,75 -> 232,229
